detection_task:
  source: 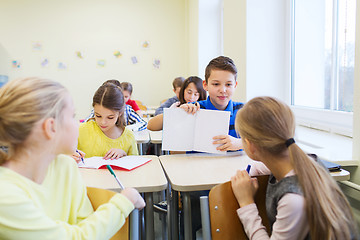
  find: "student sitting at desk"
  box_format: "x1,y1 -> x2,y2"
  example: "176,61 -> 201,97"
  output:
0,77 -> 145,239
147,76 -> 206,130
77,82 -> 138,160
84,80 -> 147,132
231,96 -> 358,239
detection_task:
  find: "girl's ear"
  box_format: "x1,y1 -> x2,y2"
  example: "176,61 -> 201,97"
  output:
245,138 -> 257,156
42,118 -> 56,140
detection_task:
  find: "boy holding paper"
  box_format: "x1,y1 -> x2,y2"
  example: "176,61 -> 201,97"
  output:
181,55 -> 244,151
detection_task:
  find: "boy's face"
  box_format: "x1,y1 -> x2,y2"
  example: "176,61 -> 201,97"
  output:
203,69 -> 237,110
173,87 -> 181,99
123,90 -> 131,102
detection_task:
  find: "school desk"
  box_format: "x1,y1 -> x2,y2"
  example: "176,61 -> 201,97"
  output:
132,129 -> 150,155
159,152 -> 350,240
149,130 -> 165,155
79,155 -> 167,240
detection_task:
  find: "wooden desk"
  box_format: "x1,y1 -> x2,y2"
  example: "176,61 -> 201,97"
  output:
132,129 -> 150,155
159,153 -> 350,240
80,155 -> 167,240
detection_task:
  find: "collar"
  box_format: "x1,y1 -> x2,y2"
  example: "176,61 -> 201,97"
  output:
204,96 -> 234,116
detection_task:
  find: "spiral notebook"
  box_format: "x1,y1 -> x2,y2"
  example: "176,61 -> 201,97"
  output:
78,156 -> 152,171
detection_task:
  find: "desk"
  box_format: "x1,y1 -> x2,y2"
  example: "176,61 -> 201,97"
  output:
149,130 -> 163,155
159,152 -> 350,240
80,155 -> 167,240
133,130 -> 150,155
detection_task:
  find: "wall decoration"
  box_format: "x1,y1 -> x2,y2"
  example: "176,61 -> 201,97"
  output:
41,58 -> 49,67
153,59 -> 160,69
76,51 -> 84,59
58,62 -> 67,70
131,56 -> 138,64
32,42 -> 42,51
113,50 -> 122,58
12,60 -> 21,68
142,41 -> 149,48
97,59 -> 106,67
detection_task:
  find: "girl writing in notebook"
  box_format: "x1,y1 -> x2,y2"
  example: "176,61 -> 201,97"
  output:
0,77 -> 145,239
231,96 -> 358,239
78,82 -> 138,160
147,76 -> 206,131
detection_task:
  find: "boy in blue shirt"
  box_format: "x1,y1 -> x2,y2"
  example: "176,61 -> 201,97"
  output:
181,55 -> 244,151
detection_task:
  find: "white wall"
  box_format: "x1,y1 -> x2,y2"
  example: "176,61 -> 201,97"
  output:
0,0 -> 188,119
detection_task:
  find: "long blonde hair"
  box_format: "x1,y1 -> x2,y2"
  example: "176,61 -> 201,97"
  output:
235,96 -> 357,239
0,77 -> 68,165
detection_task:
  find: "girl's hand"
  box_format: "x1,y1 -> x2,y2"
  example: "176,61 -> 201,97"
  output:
179,102 -> 200,114
231,170 -> 258,207
120,188 -> 146,210
71,150 -> 85,163
213,135 -> 243,151
104,148 -> 127,160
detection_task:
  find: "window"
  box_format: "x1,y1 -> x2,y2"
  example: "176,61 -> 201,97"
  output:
291,0 -> 356,135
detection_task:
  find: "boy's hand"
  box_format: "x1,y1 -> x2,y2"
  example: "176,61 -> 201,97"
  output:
213,135 -> 243,151
231,170 -> 258,207
179,102 -> 200,114
104,148 -> 127,160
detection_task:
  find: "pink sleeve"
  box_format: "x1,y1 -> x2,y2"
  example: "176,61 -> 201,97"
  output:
237,193 -> 308,240
248,160 -> 271,176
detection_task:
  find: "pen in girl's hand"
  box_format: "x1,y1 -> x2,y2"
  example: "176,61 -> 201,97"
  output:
246,164 -> 251,174
76,150 -> 84,164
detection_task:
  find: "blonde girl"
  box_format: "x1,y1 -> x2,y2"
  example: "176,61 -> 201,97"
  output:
0,77 -> 145,239
231,96 -> 357,239
78,82 -> 138,159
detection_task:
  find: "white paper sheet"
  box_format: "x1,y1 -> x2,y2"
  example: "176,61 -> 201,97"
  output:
162,108 -> 230,154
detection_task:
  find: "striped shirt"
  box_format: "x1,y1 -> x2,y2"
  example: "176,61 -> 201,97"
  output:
198,96 -> 244,138
84,105 -> 147,131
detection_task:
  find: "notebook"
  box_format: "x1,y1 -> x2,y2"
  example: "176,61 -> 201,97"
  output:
162,108 -> 230,154
78,156 -> 152,171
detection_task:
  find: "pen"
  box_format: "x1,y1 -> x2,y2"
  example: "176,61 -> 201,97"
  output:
106,165 -> 125,190
76,149 -> 84,164
246,164 -> 251,174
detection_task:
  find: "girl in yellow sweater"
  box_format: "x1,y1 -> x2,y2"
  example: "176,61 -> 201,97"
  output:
77,82 -> 138,160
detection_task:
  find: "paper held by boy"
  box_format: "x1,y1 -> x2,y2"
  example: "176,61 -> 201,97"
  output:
162,108 -> 230,154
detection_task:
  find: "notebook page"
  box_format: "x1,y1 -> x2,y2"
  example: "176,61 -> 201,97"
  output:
78,156 -> 151,170
193,109 -> 230,154
162,108 -> 195,151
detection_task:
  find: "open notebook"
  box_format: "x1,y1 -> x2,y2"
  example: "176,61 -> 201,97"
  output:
162,108 -> 230,154
78,156 -> 152,171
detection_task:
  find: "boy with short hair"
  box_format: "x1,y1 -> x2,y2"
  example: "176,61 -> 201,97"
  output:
181,55 -> 244,151
154,76 -> 185,116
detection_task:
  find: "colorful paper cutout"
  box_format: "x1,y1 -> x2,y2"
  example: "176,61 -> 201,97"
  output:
76,51 -> 84,59
113,50 -> 122,58
142,41 -> 150,48
32,42 -> 42,51
41,58 -> 49,67
153,59 -> 160,69
58,62 -> 67,70
97,59 -> 106,67
12,60 -> 21,68
131,56 -> 138,64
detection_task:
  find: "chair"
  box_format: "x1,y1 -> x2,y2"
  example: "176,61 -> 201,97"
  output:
86,187 -> 129,240
200,175 -> 270,240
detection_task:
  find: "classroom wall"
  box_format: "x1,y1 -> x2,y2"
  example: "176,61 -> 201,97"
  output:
0,0 -> 188,119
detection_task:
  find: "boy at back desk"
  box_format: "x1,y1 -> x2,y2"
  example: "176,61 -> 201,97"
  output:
181,55 -> 244,151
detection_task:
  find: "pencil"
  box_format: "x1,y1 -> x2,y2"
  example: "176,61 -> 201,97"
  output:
106,165 -> 125,190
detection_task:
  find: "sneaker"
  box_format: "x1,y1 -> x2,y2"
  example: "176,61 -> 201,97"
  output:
154,200 -> 168,213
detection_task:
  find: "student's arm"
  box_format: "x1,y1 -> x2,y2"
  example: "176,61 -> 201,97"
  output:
126,106 -> 147,131
147,114 -> 164,131
213,135 -> 243,151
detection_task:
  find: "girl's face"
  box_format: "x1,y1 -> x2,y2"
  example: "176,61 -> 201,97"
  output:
93,104 -> 120,134
56,94 -> 79,155
184,82 -> 200,103
123,90 -> 131,102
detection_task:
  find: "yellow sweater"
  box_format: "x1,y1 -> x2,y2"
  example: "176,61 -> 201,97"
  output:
0,155 -> 134,240
78,121 -> 138,157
